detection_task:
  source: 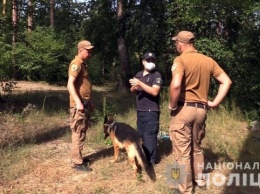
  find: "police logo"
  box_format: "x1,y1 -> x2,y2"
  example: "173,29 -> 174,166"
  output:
156,78 -> 162,84
165,161 -> 187,189
171,167 -> 180,180
71,64 -> 78,72
171,63 -> 178,72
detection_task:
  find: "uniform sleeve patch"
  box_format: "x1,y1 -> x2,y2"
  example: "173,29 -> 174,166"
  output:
171,63 -> 178,72
71,64 -> 78,72
156,78 -> 162,84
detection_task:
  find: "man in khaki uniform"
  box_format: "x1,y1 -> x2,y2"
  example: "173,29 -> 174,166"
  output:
169,31 -> 232,193
67,40 -> 94,171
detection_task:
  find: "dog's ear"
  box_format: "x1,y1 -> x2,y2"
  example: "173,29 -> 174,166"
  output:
104,114 -> 115,124
108,114 -> 114,122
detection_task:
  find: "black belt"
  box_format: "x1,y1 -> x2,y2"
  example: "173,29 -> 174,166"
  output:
178,101 -> 208,110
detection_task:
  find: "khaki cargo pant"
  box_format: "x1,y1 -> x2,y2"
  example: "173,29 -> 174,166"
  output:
169,105 -> 207,194
70,108 -> 89,165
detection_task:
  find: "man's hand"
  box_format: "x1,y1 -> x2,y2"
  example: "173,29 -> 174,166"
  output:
76,101 -> 84,112
168,104 -> 178,111
207,101 -> 218,108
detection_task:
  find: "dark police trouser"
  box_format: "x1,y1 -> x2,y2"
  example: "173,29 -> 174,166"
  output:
137,111 -> 160,164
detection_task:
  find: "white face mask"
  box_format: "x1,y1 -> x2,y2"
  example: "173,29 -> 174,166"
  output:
144,62 -> 155,71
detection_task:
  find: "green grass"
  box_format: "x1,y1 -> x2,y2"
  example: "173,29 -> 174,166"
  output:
0,84 -> 259,194
204,104 -> 259,163
0,145 -> 38,181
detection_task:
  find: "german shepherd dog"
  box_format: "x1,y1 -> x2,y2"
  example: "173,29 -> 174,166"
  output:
103,115 -> 155,181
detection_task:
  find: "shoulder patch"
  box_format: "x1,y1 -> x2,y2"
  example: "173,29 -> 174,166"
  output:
156,78 -> 162,84
71,64 -> 78,72
171,63 -> 178,72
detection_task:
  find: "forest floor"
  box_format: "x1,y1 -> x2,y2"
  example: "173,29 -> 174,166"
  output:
0,81 -> 259,194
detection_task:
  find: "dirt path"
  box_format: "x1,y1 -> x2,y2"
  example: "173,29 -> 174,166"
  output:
13,81 -> 67,91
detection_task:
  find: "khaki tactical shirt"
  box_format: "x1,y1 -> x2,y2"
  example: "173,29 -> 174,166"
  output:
68,56 -> 92,107
171,49 -> 224,103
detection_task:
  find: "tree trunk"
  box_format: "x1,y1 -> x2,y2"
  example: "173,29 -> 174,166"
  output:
3,0 -> 6,16
50,0 -> 55,27
117,0 -> 131,90
12,0 -> 18,79
12,0 -> 18,43
28,0 -> 33,33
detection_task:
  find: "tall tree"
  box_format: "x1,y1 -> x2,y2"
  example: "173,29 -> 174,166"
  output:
12,0 -> 18,79
117,0 -> 131,90
28,0 -> 33,33
2,0 -> 7,16
50,0 -> 54,27
12,0 -> 18,44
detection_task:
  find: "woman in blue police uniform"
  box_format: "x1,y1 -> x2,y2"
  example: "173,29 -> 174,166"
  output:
129,52 -> 163,166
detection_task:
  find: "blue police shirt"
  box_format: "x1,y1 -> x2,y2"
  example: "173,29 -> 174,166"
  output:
135,70 -> 162,112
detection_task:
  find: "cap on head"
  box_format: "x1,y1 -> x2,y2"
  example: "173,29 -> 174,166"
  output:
172,31 -> 195,43
77,40 -> 94,50
142,52 -> 156,60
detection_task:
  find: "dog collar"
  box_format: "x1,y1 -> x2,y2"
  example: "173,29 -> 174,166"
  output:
104,121 -> 116,133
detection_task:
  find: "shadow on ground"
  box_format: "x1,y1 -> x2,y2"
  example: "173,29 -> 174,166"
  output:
0,86 -> 136,148
0,125 -> 70,148
222,131 -> 260,194
157,138 -> 172,163
85,146 -> 115,163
